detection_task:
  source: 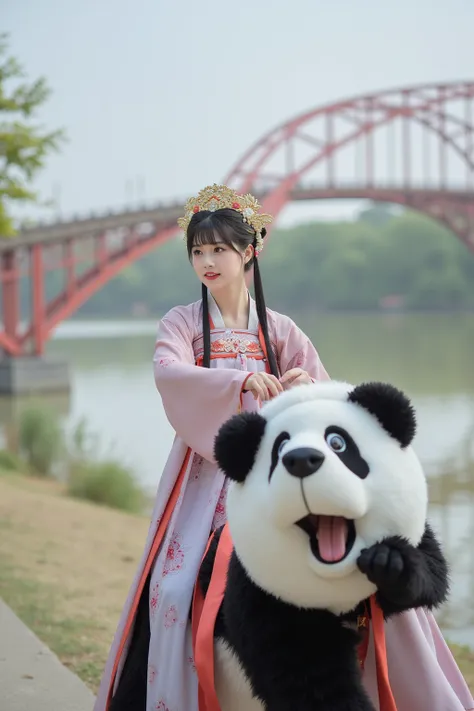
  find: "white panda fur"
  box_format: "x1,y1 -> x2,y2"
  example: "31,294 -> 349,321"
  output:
197,379 -> 449,711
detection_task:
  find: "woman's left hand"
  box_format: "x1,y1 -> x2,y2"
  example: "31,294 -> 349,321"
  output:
280,368 -> 313,390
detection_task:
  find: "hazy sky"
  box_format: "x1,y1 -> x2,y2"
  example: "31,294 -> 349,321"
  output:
3,0 -> 474,226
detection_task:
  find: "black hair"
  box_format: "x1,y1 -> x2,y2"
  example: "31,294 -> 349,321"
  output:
186,208 -> 279,377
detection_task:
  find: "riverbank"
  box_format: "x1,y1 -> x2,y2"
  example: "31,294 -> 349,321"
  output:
1,470 -> 473,693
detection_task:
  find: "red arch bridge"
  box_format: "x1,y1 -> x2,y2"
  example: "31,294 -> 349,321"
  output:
1,80 -> 474,363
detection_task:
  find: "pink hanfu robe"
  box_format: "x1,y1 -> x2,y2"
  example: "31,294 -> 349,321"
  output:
94,295 -> 473,711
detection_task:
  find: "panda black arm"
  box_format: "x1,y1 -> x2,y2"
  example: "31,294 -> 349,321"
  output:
197,525 -> 223,598
357,521 -> 449,617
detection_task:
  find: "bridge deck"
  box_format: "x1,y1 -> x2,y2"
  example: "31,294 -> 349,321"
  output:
0,186 -> 472,251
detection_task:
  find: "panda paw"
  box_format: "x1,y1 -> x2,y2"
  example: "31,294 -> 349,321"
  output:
357,536 -> 424,608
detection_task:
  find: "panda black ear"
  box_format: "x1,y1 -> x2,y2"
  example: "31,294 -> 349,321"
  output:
214,412 -> 267,483
348,382 -> 416,448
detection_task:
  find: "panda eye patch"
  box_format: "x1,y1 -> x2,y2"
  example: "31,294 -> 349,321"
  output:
269,431 -> 290,481
324,425 -> 369,479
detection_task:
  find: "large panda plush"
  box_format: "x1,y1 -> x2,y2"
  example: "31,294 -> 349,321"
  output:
197,380 -> 449,711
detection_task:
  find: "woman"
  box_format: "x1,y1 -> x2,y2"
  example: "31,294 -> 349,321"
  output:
94,184 -> 473,711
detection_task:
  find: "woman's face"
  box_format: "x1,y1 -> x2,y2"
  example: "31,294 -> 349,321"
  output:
191,238 -> 252,292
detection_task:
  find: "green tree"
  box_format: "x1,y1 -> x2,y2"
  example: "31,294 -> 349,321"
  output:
0,33 -> 64,237
357,201 -> 399,228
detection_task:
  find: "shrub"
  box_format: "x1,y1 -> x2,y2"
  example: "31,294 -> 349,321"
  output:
18,406 -> 63,477
67,459 -> 144,514
0,448 -> 25,473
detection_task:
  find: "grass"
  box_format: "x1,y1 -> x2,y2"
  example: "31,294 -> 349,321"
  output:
0,471 -> 473,695
0,565 -> 104,687
0,471 -> 149,691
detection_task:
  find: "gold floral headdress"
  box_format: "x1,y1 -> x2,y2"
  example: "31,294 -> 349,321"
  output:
177,183 -> 272,255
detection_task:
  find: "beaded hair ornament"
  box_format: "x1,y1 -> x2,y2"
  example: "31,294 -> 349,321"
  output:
177,183 -> 273,256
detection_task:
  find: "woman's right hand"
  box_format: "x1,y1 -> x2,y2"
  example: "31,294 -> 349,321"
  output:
244,372 -> 283,401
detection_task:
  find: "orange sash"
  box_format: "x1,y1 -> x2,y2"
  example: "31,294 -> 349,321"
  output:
370,595 -> 398,710
192,525 -> 233,711
191,523 -> 398,711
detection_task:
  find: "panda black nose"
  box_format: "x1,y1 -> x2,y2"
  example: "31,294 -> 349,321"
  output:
282,447 -> 325,478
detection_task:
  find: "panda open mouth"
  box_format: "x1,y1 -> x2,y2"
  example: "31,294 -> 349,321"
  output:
295,515 -> 356,564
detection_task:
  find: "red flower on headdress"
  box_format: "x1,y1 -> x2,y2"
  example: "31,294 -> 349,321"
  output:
232,202 -> 240,209
193,205 -> 199,213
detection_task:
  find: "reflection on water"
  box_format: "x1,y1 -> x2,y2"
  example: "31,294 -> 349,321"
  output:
0,312 -> 473,643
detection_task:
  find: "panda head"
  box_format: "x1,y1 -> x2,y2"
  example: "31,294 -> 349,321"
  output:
214,380 -> 427,615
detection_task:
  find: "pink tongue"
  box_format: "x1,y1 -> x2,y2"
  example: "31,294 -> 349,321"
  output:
317,516 -> 348,562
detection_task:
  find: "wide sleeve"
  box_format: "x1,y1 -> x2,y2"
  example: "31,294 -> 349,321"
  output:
273,314 -> 330,382
153,313 -> 251,462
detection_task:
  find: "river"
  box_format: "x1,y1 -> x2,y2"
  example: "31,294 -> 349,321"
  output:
1,311 -> 474,644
